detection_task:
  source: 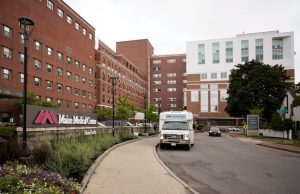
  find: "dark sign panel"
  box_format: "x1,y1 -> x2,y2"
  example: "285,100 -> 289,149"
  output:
26,105 -> 97,128
247,114 -> 259,130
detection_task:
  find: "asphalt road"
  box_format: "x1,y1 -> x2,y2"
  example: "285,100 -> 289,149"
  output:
157,132 -> 300,194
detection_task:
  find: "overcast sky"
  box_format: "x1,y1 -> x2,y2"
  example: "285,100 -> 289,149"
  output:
64,0 -> 299,81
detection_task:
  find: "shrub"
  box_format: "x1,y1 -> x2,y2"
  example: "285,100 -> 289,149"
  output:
0,127 -> 17,140
0,161 -> 80,193
0,140 -> 22,165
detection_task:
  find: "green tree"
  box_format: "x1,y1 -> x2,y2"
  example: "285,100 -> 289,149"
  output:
14,92 -> 39,111
145,105 -> 159,123
115,94 -> 136,120
225,60 -> 288,122
270,112 -> 284,131
95,108 -> 112,121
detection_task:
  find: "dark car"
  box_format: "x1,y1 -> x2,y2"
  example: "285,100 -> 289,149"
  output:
209,127 -> 221,137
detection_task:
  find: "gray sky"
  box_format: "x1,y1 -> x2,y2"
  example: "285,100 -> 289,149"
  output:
64,0 -> 299,81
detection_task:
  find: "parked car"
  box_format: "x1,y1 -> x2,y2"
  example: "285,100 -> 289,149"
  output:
97,122 -> 106,127
209,127 -> 221,137
227,127 -> 240,131
102,120 -> 133,127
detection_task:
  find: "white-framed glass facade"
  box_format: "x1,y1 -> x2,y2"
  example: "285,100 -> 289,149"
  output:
198,44 -> 205,64
272,38 -> 283,60
256,39 -> 263,61
226,41 -> 233,63
241,40 -> 249,62
212,42 -> 220,63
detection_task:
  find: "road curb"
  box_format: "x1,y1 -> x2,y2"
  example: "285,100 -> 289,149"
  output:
257,143 -> 300,154
80,138 -> 141,193
153,144 -> 200,194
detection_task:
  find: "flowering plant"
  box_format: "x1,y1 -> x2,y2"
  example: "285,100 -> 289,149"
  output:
0,161 -> 80,193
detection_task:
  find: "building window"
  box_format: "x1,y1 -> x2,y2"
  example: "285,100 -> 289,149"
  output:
46,97 -> 52,102
82,90 -> 86,98
46,80 -> 53,90
256,39 -> 264,61
272,38 -> 283,60
167,73 -> 176,77
46,64 -> 53,73
200,90 -> 208,112
200,73 -> 207,80
2,68 -> 11,80
153,81 -> 161,85
241,40 -> 249,62
153,73 -> 161,78
74,60 -> 79,68
89,67 -> 93,75
168,97 -> 176,102
226,41 -> 233,63
167,80 -> 176,84
3,25 -> 12,38
67,16 -> 72,24
57,8 -> 64,18
82,28 -> 86,35
57,83 -> 63,92
153,60 -> 161,64
66,86 -> 72,94
57,99 -> 62,107
88,92 -> 92,99
36,95 -> 41,101
34,41 -> 41,51
89,80 -> 93,87
153,97 -> 162,102
167,59 -> 176,64
57,52 -> 63,61
75,74 -> 80,82
153,67 -> 161,71
82,77 -> 86,84
198,44 -> 205,64
47,47 -> 53,56
191,91 -> 199,102
74,88 -> 80,96
67,57 -> 72,64
47,0 -> 54,11
3,47 -> 12,59
34,59 -> 42,69
34,77 -> 41,87
153,88 -> 161,92
221,72 -> 227,79
20,34 -> 25,44
167,88 -> 176,92
88,105 -> 92,111
89,33 -> 93,40
19,53 -> 24,64
57,68 -> 63,77
220,89 -> 228,101
19,73 -> 24,83
182,58 -> 186,62
82,103 -> 86,109
66,100 -> 71,108
211,73 -> 217,79
66,71 -> 72,80
75,22 -> 80,30
82,64 -> 86,72
212,42 -> 220,63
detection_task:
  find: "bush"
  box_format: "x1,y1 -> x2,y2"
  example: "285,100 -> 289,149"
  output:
0,161 -> 80,193
0,140 -> 22,165
0,127 -> 17,140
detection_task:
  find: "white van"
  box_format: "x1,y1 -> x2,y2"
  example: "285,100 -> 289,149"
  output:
159,111 -> 194,150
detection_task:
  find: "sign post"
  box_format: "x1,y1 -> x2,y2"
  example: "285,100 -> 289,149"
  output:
246,114 -> 259,136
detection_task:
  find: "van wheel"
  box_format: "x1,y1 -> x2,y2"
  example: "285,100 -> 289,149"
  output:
160,144 -> 165,150
186,145 -> 190,151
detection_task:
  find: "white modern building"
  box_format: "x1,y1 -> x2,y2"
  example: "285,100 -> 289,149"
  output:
185,31 -> 295,126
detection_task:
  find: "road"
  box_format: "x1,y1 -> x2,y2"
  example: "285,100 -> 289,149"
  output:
157,132 -> 300,194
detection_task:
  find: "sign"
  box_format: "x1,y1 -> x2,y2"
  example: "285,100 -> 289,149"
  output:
165,114 -> 186,119
277,107 -> 287,114
247,115 -> 259,130
84,130 -> 97,136
27,104 -> 97,128
243,124 -> 248,129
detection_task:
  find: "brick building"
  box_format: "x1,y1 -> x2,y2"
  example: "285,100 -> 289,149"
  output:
95,40 -> 147,110
150,54 -> 186,112
0,0 -> 95,122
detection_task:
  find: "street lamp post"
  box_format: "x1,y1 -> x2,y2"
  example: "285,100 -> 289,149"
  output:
110,76 -> 118,135
144,92 -> 147,133
19,17 -> 34,154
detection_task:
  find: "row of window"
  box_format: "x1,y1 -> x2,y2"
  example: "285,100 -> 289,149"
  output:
153,88 -> 177,92
36,94 -> 93,110
197,38 -> 283,64
46,0 -> 93,40
153,80 -> 184,85
153,73 -> 177,78
152,58 -> 186,64
200,72 -> 228,80
153,97 -> 176,102
1,68 -> 94,98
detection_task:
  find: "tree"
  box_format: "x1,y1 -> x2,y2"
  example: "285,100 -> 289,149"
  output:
145,105 -> 159,123
225,60 -> 288,122
115,94 -> 137,120
95,108 -> 112,121
14,92 -> 57,111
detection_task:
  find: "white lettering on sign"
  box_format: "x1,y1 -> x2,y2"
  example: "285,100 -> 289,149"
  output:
58,114 -> 97,125
84,130 -> 97,136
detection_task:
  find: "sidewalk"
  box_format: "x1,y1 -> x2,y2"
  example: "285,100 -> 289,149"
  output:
231,133 -> 300,154
84,137 -> 190,194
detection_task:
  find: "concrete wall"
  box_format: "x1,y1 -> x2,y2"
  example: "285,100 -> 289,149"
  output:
258,129 -> 292,139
